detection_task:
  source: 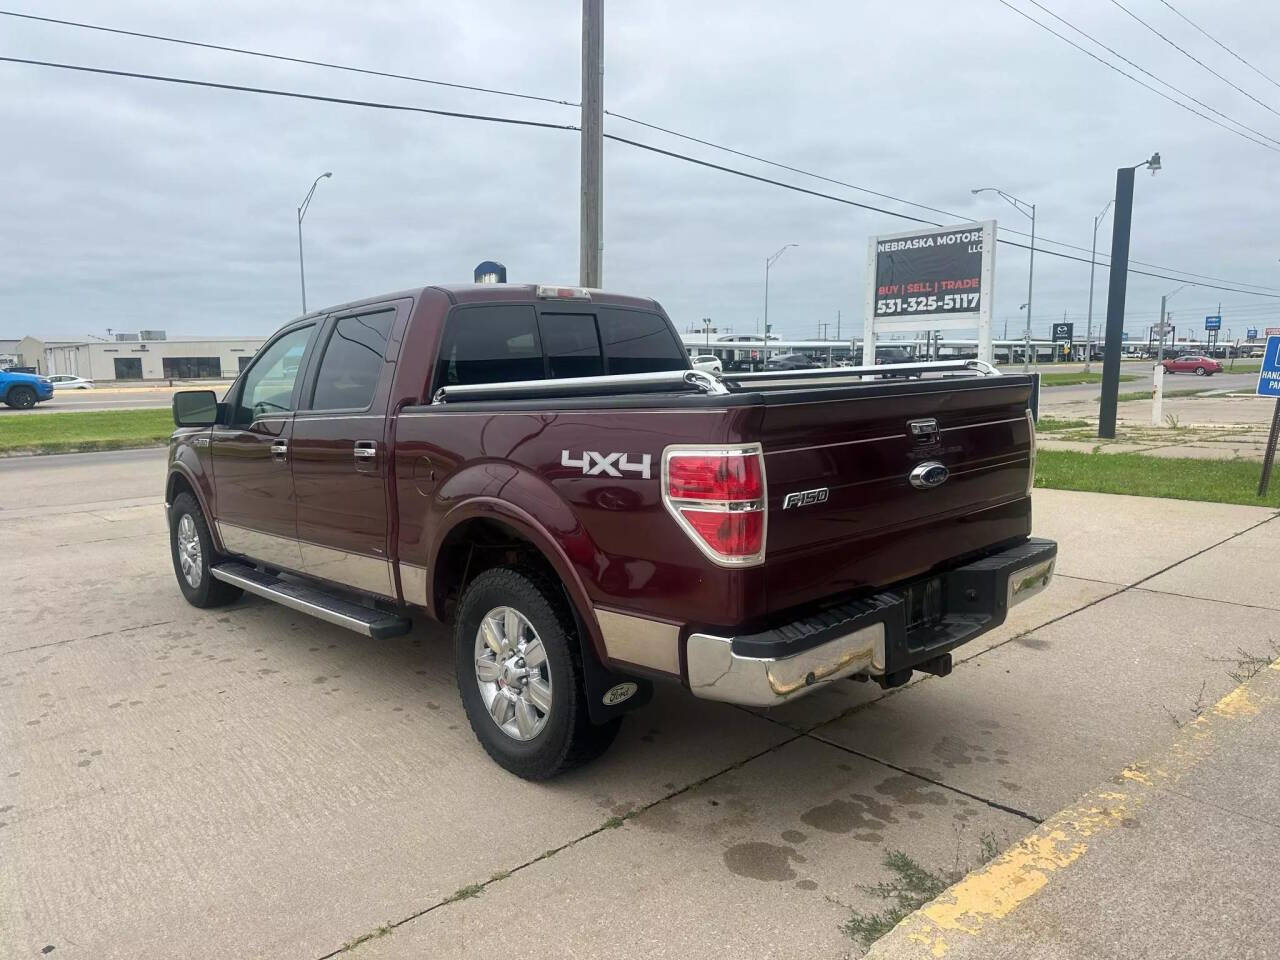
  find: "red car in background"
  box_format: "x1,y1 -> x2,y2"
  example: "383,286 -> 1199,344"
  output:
1162,355 -> 1223,376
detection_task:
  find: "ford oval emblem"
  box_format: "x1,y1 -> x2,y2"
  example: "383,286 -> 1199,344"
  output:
909,461 -> 949,490
603,682 -> 638,706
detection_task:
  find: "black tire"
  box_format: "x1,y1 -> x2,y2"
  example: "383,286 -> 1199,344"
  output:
454,565 -> 620,780
5,386 -> 36,409
169,491 -> 243,608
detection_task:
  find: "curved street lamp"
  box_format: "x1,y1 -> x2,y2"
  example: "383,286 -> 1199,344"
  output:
973,187 -> 1036,372
762,243 -> 798,342
297,171 -> 333,314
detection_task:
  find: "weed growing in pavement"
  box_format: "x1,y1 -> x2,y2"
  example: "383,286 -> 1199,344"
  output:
1206,641 -> 1280,684
841,850 -> 958,947
448,883 -> 485,902
338,922 -> 394,953
1162,679 -> 1209,728
978,831 -> 1001,865
1164,413 -> 1181,429
842,829 -> 1010,947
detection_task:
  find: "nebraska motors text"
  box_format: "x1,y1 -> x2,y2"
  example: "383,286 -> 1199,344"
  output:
877,230 -> 983,253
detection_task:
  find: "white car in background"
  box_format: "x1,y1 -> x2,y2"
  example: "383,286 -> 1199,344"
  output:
46,375 -> 94,390
691,355 -> 722,374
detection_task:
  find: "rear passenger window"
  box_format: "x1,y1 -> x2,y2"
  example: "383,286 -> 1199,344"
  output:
598,308 -> 687,374
434,305 -> 543,388
540,313 -> 603,379
311,310 -> 394,410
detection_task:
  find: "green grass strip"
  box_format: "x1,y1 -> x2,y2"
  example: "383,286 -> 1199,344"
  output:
0,408 -> 173,455
1038,371 -> 1137,387
1036,449 -> 1279,507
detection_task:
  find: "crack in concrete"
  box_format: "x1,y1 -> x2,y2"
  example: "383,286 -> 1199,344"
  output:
806,736 -> 1044,824
1129,585 -> 1280,613
1,619 -> 176,658
313,730 -> 808,959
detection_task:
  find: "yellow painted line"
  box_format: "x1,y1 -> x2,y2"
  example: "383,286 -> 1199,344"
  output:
867,659 -> 1280,959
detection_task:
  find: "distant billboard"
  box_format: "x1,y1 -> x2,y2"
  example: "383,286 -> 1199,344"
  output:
864,220 -> 996,363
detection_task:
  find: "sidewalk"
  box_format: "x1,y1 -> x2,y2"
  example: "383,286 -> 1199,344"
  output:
867,656 -> 1280,960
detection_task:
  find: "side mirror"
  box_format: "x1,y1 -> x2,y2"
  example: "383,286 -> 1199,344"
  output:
173,389 -> 218,427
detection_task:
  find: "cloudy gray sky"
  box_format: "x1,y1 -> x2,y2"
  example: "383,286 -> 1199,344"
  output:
3,0 -> 1280,344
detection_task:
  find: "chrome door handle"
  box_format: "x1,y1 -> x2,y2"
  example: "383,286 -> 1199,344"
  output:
353,441 -> 378,462
270,439 -> 289,462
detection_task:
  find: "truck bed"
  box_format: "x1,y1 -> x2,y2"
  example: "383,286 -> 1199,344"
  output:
395,367 -> 1035,636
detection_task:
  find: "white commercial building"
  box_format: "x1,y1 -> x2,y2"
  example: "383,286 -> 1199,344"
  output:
20,334 -> 267,381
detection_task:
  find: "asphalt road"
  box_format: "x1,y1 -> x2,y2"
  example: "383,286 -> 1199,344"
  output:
1039,368 -> 1259,408
3,451 -> 1277,959
0,382 -> 233,415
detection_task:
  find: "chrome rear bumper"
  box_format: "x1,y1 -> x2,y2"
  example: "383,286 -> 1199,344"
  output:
685,537 -> 1057,708
687,622 -> 885,707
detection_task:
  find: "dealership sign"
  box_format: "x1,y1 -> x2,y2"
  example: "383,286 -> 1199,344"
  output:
863,220 -> 997,363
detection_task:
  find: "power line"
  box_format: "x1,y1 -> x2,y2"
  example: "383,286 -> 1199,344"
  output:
607,133 -> 1280,298
3,52 -> 1279,301
0,9 -> 575,108
9,8 -> 1278,294
607,109 -> 1280,293
1021,0 -> 1280,149
1106,0 -> 1280,121
993,0 -> 1280,155
1153,0 -> 1280,94
0,55 -> 578,132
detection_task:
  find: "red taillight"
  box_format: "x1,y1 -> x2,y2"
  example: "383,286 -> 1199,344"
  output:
666,453 -> 763,501
662,445 -> 766,565
678,509 -> 764,558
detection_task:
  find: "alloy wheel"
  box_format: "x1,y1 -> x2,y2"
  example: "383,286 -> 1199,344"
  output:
176,513 -> 203,589
473,606 -> 553,741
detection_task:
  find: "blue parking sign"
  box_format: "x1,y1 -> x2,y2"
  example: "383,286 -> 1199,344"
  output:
1259,336 -> 1280,397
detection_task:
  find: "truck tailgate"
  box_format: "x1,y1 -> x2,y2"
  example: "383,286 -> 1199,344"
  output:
758,376 -> 1035,613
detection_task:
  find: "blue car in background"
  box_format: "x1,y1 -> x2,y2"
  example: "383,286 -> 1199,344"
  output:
0,369 -> 55,409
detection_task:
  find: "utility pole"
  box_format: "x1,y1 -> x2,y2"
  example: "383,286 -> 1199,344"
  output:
1099,152 -> 1161,439
836,310 -> 841,340
579,0 -> 603,288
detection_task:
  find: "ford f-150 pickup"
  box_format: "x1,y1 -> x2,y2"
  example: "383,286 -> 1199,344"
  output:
165,283 -> 1056,779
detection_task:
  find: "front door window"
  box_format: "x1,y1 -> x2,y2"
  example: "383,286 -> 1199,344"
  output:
236,326 -> 312,424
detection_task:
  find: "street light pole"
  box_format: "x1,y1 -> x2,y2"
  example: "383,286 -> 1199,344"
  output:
1157,284 -> 1187,366
972,187 -> 1036,372
296,171 -> 332,314
762,243 -> 798,343
1099,152 -> 1161,439
1085,200 -> 1113,373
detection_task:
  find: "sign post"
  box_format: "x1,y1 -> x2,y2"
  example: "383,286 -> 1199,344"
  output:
1205,314 -> 1221,357
1052,322 -> 1074,362
864,220 -> 996,369
1256,335 -> 1280,497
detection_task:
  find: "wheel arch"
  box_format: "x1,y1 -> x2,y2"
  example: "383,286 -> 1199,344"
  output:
429,499 -> 607,664
166,465 -> 225,553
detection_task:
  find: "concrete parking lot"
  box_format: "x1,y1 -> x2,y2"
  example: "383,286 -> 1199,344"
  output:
2,449 -> 1277,959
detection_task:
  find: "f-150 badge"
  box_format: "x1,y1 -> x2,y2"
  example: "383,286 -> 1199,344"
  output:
782,487 -> 829,509
561,450 -> 652,479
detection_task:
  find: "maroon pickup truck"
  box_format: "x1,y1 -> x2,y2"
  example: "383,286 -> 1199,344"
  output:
166,283 -> 1055,778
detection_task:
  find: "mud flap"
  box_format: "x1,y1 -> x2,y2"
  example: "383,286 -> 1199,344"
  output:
571,609 -> 653,724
